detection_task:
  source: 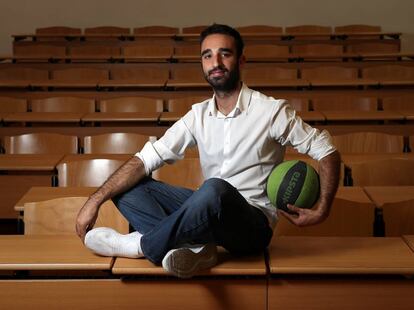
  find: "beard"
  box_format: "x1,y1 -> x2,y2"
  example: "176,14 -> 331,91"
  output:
203,65 -> 241,92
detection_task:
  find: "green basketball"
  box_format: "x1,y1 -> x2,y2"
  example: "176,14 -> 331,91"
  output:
267,160 -> 320,214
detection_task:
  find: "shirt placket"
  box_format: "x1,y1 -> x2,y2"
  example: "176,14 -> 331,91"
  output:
220,117 -> 231,177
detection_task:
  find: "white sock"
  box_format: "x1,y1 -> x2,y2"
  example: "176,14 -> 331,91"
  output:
85,227 -> 143,258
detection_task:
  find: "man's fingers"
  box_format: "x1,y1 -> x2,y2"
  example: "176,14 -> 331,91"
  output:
278,209 -> 299,225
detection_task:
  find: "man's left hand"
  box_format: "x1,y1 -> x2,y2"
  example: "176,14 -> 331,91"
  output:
277,204 -> 328,227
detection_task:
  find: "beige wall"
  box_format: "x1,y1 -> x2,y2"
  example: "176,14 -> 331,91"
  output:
1,0 -> 414,54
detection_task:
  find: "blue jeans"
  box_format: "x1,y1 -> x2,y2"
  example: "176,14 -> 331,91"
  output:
113,177 -> 273,264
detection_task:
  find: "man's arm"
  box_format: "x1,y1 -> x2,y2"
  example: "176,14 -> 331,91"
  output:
279,150 -> 341,226
76,156 -> 146,241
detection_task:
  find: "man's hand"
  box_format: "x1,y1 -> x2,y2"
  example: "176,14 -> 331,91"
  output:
277,203 -> 328,227
76,199 -> 100,243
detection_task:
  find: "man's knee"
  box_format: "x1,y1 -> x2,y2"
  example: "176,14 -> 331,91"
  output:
200,178 -> 234,197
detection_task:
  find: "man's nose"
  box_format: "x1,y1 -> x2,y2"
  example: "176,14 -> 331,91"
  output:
212,53 -> 223,67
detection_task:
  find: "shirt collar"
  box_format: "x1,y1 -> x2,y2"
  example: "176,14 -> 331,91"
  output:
208,83 -> 253,118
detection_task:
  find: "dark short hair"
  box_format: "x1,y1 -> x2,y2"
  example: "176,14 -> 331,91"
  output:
200,24 -> 244,59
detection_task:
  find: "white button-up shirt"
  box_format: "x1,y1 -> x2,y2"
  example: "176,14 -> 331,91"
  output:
136,84 -> 336,228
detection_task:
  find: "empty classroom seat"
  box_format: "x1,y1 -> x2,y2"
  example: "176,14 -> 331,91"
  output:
51,68 -> 109,81
133,25 -> 179,35
167,96 -> 209,113
0,97 -> 27,112
174,44 -> 200,58
152,158 -> 204,190
291,43 -> 344,56
312,96 -> 378,111
84,26 -> 130,36
83,133 -> 152,154
182,25 -> 208,34
0,67 -> 49,80
24,196 -> 128,234
69,45 -> 121,57
332,132 -> 404,153
4,133 -> 78,154
110,67 -> 169,81
334,24 -> 382,33
236,25 -> 283,34
362,65 -> 414,81
350,158 -> 414,186
275,187 -> 375,236
301,65 -> 358,80
122,44 -> 173,59
244,45 -> 289,59
56,158 -> 125,187
243,66 -> 298,84
31,96 -> 96,112
14,45 -> 67,58
382,95 -> 414,111
347,42 -> 399,54
99,96 -> 163,112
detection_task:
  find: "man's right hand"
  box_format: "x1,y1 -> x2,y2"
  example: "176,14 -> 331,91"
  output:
76,198 -> 100,243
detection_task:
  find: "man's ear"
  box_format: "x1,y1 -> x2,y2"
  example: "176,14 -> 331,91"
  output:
239,54 -> 246,67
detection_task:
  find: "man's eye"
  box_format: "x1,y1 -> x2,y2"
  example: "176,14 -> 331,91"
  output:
202,54 -> 211,59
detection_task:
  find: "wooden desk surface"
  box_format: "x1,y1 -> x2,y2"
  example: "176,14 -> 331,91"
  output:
321,110 -> 404,121
3,112 -> 84,123
269,236 -> 414,274
0,235 -> 112,271
113,247 -> 266,276
403,235 -> 414,252
60,154 -> 132,163
0,154 -> 63,171
335,186 -> 372,203
14,186 -> 97,211
309,78 -> 378,87
159,112 -> 184,122
82,112 -> 160,122
364,186 -> 414,206
166,79 -> 209,88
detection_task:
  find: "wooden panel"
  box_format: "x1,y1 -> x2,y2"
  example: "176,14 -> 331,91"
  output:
0,67 -> 49,80
167,95 -> 209,113
99,96 -> 163,112
52,68 -> 109,81
0,96 -> 27,113
31,96 -> 96,113
24,197 -> 128,235
4,133 -> 78,154
269,236 -> 414,274
332,132 -> 404,153
269,277 -> 414,310
312,96 -> 377,111
334,24 -> 382,33
133,26 -> 179,35
0,278 -> 266,310
83,133 -> 151,154
36,26 -> 81,35
84,26 -> 130,35
275,187 -> 375,236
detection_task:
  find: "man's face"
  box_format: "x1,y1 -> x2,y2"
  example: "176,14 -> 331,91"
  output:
200,34 -> 244,92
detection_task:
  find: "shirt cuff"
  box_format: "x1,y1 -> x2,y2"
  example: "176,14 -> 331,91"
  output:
134,141 -> 163,175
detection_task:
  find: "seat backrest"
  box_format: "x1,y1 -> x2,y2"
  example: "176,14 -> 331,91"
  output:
285,25 -> 331,34
182,25 -> 208,34
133,26 -> 179,35
383,198 -> 414,236
52,68 -> 109,81
275,196 -> 374,236
69,45 -> 121,57
236,25 -> 283,34
122,45 -> 173,58
110,67 -> 169,80
14,45 -> 67,57
286,98 -> 309,111
57,158 -> 125,187
244,45 -> 289,58
382,95 -> 414,111
24,196 -> 128,235
167,96 -> 209,113
0,67 -> 49,80
243,66 -> 297,81
84,26 -> 130,35
36,26 -> 82,35
347,42 -> 399,53
31,96 -> 96,112
83,133 -> 152,154
99,96 -> 163,112
334,24 -> 381,33
291,43 -> 344,55
174,44 -> 200,57
362,65 -> 414,80
0,97 -> 27,113
350,158 -> 414,186
171,65 -> 204,80
332,132 -> 404,153
152,158 -> 204,190
312,96 -> 378,111
301,66 -> 358,79
4,133 -> 78,154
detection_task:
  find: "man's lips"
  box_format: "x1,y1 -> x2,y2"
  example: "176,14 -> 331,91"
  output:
209,69 -> 226,77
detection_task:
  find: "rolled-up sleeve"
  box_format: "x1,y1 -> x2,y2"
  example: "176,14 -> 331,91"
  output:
134,110 -> 197,175
270,100 -> 336,161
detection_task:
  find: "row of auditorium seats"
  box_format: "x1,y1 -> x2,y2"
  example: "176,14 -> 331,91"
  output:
1,131 -> 413,155
10,41 -> 402,61
0,95 -> 413,113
